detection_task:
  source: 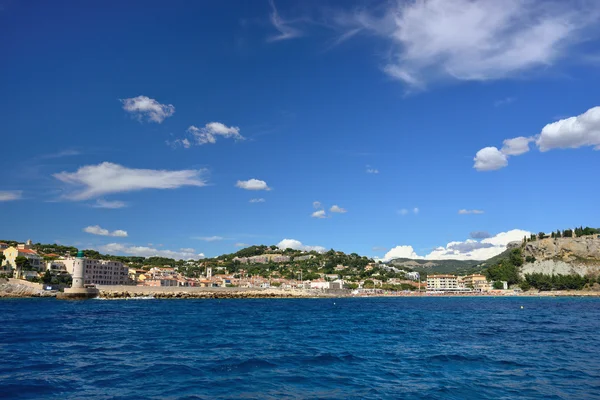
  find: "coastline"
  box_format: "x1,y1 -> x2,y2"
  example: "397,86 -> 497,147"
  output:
3,279 -> 600,299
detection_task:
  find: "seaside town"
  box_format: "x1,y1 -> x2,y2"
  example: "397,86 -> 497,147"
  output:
1,239 -> 518,296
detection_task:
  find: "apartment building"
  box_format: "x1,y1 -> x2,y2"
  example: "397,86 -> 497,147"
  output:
427,274 -> 461,291
461,274 -> 491,292
60,258 -> 132,285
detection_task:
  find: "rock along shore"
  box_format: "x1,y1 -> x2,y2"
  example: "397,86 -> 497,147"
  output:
98,286 -> 342,299
0,279 -> 56,298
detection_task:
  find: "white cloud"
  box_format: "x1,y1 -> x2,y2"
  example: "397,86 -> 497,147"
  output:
366,165 -> 379,174
277,239 -> 326,253
476,106 -> 600,171
382,229 -> 531,261
268,0 -> 302,42
341,0 -> 597,89
330,205 -> 347,213
249,198 -> 266,203
195,236 -> 224,242
235,242 -> 250,248
501,136 -> 533,156
99,243 -> 204,260
121,95 -> 175,123
184,122 -> 243,146
54,162 -> 207,200
236,179 -> 271,191
537,106 -> 600,151
383,245 -> 422,260
398,208 -> 418,216
0,191 -> 22,201
92,199 -> 127,209
458,209 -> 485,215
83,225 -> 128,237
473,147 -> 508,171
494,97 -> 516,107
311,210 -> 327,218
312,201 -> 322,209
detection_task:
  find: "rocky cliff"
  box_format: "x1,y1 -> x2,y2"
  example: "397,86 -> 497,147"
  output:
520,236 -> 600,277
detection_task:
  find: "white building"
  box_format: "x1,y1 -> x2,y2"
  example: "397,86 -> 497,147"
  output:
60,258 -> 132,286
427,274 -> 462,291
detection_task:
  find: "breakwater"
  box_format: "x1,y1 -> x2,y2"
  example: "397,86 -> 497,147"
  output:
97,285 -> 347,299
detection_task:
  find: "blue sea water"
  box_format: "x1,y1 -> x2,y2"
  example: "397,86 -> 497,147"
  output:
1,297 -> 600,399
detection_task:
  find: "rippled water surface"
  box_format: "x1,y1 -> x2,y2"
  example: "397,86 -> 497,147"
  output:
1,297 -> 600,399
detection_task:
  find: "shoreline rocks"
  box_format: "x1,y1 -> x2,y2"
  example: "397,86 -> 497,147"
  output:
0,279 -> 56,298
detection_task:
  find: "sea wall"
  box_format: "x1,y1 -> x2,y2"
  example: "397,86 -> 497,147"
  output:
96,285 -> 346,299
0,278 -> 56,298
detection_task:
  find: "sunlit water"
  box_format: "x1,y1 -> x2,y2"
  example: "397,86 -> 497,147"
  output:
1,297 -> 599,399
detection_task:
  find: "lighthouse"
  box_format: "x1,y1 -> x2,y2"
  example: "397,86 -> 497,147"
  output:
57,250 -> 99,300
71,250 -> 85,289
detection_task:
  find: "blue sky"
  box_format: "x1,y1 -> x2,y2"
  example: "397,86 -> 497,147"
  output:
1,0 -> 599,261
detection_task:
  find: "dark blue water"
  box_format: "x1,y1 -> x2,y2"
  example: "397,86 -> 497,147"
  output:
1,297 -> 600,399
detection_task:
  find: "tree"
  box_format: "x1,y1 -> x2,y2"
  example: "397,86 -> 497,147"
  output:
493,281 -> 505,290
363,279 -> 375,289
538,232 -> 546,240
15,256 -> 31,279
555,230 -> 562,238
563,229 -> 573,238
42,270 -> 52,284
15,256 -> 30,270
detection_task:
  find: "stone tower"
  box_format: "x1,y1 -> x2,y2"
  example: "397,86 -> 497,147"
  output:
72,250 -> 85,289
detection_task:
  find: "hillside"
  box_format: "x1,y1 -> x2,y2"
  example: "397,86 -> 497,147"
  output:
388,258 -> 484,275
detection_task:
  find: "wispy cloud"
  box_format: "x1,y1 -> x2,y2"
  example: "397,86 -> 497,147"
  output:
249,198 -> 266,203
83,225 -> 128,237
40,149 -> 81,159
92,199 -> 127,209
458,209 -> 485,215
331,0 -> 600,89
195,236 -> 225,242
54,162 -> 207,200
267,0 -> 303,42
366,165 -> 379,174
170,122 -> 244,148
398,207 -> 419,216
0,190 -> 22,202
494,97 -> 516,107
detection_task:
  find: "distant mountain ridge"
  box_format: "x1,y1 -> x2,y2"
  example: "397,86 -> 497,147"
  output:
387,258 -> 484,275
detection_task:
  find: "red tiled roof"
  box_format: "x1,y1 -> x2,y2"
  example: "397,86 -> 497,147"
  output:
18,249 -> 39,255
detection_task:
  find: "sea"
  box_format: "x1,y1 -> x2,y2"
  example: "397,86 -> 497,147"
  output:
1,297 -> 600,399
